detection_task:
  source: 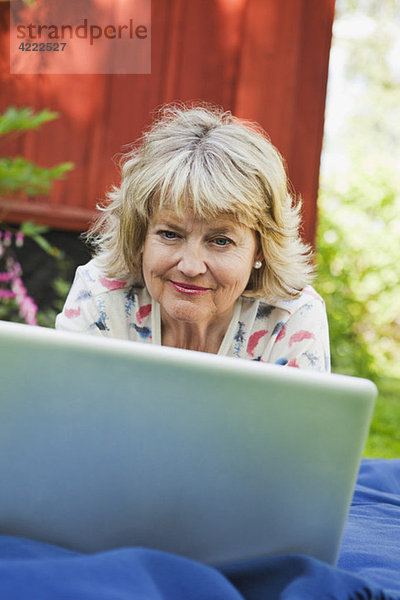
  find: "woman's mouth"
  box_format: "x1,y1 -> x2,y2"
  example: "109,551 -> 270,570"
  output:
170,281 -> 211,295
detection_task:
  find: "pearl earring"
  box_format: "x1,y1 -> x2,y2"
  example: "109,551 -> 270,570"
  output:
253,260 -> 262,269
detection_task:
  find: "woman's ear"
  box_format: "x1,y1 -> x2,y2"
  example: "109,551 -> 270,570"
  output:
254,233 -> 264,264
255,248 -> 264,263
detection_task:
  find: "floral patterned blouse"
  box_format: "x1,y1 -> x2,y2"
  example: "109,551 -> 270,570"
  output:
56,259 -> 330,372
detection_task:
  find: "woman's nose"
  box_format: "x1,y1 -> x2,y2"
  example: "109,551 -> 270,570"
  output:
177,243 -> 207,277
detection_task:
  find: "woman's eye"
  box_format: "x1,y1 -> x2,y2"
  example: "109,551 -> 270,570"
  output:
213,237 -> 231,247
159,230 -> 178,240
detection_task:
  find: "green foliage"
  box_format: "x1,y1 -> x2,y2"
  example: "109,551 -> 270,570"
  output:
316,164 -> 400,458
336,0 -> 400,25
365,378 -> 400,457
0,106 -> 58,136
0,107 -> 73,198
0,107 -> 73,325
0,157 -> 73,196
19,222 -> 63,258
0,296 -> 21,323
319,0 -> 400,456
36,273 -> 73,328
315,164 -> 400,380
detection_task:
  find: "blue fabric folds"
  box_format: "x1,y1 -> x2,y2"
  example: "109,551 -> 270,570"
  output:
338,458 -> 400,597
0,459 -> 399,600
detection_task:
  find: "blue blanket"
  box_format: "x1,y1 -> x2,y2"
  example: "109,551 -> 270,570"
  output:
0,459 -> 399,599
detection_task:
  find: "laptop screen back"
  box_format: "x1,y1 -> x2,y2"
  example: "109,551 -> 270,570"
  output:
0,320 -> 376,565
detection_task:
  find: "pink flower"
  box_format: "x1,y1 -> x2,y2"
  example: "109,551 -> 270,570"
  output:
0,254 -> 38,325
19,296 -> 38,325
0,271 -> 12,283
0,289 -> 15,300
11,276 -> 38,326
3,231 -> 12,247
16,232 -> 25,247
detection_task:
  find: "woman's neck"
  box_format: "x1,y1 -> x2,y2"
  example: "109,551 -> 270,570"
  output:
160,310 -> 234,354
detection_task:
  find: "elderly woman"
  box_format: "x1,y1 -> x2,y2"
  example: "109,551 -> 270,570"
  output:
56,104 -> 330,371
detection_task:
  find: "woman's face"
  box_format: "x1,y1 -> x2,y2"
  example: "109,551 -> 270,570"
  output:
142,208 -> 260,326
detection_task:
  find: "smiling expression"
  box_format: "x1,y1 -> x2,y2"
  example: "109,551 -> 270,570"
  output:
142,208 -> 261,328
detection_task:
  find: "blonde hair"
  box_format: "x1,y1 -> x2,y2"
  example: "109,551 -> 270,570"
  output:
87,102 -> 314,301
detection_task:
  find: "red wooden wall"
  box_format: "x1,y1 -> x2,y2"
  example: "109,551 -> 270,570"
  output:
0,0 -> 335,245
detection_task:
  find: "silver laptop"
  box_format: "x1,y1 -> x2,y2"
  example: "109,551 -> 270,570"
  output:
0,319 -> 376,565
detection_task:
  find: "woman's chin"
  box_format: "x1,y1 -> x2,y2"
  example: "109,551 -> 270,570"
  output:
161,300 -> 211,325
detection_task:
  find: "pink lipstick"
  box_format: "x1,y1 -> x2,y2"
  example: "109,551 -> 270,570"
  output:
170,281 -> 210,295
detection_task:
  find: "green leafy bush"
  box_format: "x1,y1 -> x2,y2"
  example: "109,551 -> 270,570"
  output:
315,164 -> 400,380
0,107 -> 73,325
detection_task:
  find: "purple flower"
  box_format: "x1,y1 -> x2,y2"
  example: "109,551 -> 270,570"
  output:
0,254 -> 38,325
0,271 -> 12,283
3,231 -> 12,247
16,232 -> 25,247
0,289 -> 15,300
